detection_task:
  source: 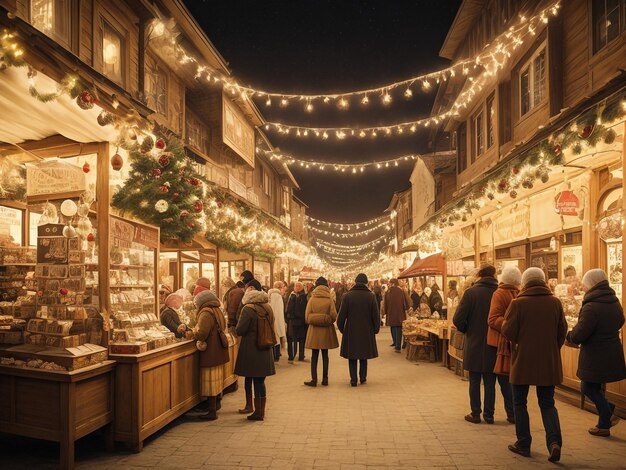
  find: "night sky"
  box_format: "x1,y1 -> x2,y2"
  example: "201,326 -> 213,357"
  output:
183,0 -> 462,223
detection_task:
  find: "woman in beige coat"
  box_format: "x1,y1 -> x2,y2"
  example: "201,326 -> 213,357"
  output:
304,277 -> 339,386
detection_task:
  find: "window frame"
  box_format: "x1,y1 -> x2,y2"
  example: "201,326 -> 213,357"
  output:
261,166 -> 271,196
486,93 -> 496,149
146,59 -> 168,117
518,42 -> 547,118
471,109 -> 484,160
29,0 -> 71,49
101,19 -> 126,86
592,0 -> 626,54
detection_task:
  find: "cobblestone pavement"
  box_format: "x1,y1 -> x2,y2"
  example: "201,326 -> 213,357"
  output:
1,327 -> 624,469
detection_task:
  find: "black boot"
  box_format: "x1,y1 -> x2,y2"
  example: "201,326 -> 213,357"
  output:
239,388 -> 253,414
216,394 -> 222,411
199,396 -> 217,420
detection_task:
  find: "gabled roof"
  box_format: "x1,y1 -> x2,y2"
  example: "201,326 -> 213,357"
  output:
439,0 -> 486,60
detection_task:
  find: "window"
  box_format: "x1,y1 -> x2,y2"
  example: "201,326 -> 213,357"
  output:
30,0 -> 70,47
262,167 -> 271,196
519,46 -> 546,116
593,0 -> 626,53
472,110 -> 484,158
457,123 -> 467,174
147,65 -> 167,115
486,93 -> 495,148
282,187 -> 291,211
102,22 -> 123,84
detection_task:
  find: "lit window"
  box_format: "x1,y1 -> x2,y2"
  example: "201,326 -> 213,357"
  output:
486,94 -> 495,148
519,46 -> 546,116
472,110 -> 484,157
593,0 -> 625,53
103,23 -> 123,84
147,65 -> 167,115
262,167 -> 271,196
30,0 -> 70,47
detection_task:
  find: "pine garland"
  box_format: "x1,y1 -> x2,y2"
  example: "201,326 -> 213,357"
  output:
112,135 -> 204,243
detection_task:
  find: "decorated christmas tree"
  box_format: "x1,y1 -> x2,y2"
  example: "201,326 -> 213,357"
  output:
112,134 -> 204,243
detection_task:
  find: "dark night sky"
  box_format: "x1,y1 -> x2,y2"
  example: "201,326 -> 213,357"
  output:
183,0 -> 462,223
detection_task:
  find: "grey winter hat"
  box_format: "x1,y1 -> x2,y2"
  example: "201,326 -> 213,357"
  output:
315,276 -> 328,287
246,279 -> 263,291
521,267 -> 546,287
194,290 -> 217,308
355,273 -> 368,284
501,266 -> 522,286
582,269 -> 608,290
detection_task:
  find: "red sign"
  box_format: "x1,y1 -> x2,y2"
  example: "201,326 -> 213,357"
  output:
554,191 -> 579,216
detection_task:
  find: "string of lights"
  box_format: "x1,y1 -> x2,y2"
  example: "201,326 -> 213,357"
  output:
258,148 -> 426,172
314,233 -> 391,251
148,2 -> 560,117
306,214 -> 389,230
307,220 -> 391,238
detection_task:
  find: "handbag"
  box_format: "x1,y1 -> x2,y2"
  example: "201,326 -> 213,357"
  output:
210,309 -> 229,349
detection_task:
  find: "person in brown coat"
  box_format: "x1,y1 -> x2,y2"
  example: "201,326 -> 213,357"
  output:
502,267 -> 567,462
566,269 -> 626,437
223,277 -> 245,329
487,266 -> 521,424
188,290 -> 230,420
385,278 -> 408,353
303,277 -> 339,386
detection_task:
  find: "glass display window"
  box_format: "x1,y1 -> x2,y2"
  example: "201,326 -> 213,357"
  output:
0,205 -> 23,246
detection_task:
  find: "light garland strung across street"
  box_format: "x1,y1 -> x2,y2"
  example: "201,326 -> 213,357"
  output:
307,220 -> 391,238
314,233 -> 391,251
259,2 -> 562,140
306,214 -> 389,230
148,1 -> 560,115
259,148 -> 423,172
325,252 -> 378,266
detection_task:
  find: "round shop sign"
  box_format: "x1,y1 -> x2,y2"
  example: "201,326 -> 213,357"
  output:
554,190 -> 579,216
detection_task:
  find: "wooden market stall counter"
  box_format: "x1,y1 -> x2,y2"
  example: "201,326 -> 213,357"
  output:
417,323 -> 451,367
108,339 -> 200,452
0,360 -> 115,470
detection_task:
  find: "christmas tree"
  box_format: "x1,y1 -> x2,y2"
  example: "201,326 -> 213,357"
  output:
112,134 -> 204,243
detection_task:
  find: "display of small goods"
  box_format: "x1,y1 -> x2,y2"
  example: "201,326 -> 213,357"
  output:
607,243 -> 622,301
108,216 -> 175,354
0,246 -> 37,302
0,220 -> 106,371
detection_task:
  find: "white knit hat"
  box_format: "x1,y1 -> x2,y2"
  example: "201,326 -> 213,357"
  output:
500,266 -> 522,286
582,269 -> 607,290
521,267 -> 546,287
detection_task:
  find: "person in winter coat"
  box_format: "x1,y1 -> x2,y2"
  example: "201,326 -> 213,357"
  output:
286,282 -> 308,363
187,290 -> 230,420
566,269 -> 626,437
487,266 -> 521,424
429,283 -> 444,316
303,277 -> 339,386
410,284 -> 422,311
268,281 -> 287,362
385,278 -> 408,353
502,267 -> 567,462
420,288 -> 432,317
160,293 -> 186,337
453,264 -> 498,424
338,273 -> 380,386
335,282 -> 345,310
193,277 -> 212,296
223,278 -> 245,329
234,279 -> 276,421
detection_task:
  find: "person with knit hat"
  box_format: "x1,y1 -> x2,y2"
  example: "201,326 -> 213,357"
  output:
193,277 -> 212,296
240,270 -> 254,285
566,269 -> 626,437
234,279 -> 276,421
159,293 -> 186,338
303,277 -> 339,386
502,267 -> 567,462
186,290 -> 229,420
159,284 -> 172,309
487,266 -> 522,424
337,273 -> 380,386
453,264 -> 498,425
286,281 -> 308,363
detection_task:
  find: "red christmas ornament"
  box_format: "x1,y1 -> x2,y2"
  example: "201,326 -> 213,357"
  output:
194,200 -> 203,213
189,177 -> 200,186
173,192 -> 180,199
151,168 -> 162,177
216,201 -> 223,208
82,162 -> 90,173
180,210 -> 190,218
553,144 -> 562,156
497,179 -> 509,192
111,153 -> 123,171
37,290 -> 44,297
580,124 -> 594,138
187,222 -> 196,229
159,185 -> 169,193
59,288 -> 69,296
158,155 -> 170,167
511,166 -> 519,175
155,138 -> 166,150
76,90 -> 95,109
87,233 -> 95,242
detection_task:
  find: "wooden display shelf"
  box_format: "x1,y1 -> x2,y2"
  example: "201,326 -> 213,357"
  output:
109,340 -> 200,452
0,360 -> 115,470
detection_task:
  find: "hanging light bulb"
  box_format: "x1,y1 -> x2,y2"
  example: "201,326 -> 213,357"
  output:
280,98 -> 288,107
338,97 -> 349,109
404,88 -> 413,98
305,101 -> 314,112
382,92 -> 392,105
361,94 -> 369,105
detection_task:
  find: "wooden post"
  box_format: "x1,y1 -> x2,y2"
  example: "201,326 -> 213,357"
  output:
96,142 -> 110,346
622,122 -> 626,363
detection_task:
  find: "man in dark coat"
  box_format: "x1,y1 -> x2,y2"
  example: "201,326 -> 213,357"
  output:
285,281 -> 308,363
502,267 -> 567,462
453,264 -> 498,424
385,278 -> 408,353
566,269 -> 626,436
338,273 -> 380,386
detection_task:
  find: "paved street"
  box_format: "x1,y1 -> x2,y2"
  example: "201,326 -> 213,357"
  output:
1,327 -> 624,469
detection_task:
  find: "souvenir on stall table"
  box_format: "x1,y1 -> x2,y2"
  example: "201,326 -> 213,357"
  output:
68,265 -> 85,278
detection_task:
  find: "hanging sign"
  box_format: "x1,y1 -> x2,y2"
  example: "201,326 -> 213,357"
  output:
554,190 -> 580,216
110,216 -> 134,249
133,225 -> 159,250
26,160 -> 86,200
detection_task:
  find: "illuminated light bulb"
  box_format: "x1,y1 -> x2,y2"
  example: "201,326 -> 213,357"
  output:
300,162 -> 304,167
341,168 -> 346,172
398,127 -> 403,134
359,130 -> 366,138
360,167 -> 365,172
305,102 -> 314,112
410,125 -> 417,132
323,97 -> 330,103
280,98 -> 288,107
372,131 -> 378,137
305,164 -> 310,169
361,95 -> 369,105
296,129 -> 301,136
385,128 -> 391,135
352,168 -> 357,174
382,93 -> 392,105
338,97 -> 349,109
320,166 -> 325,170
322,131 -> 329,139
265,124 -> 270,130
304,130 -> 309,136
376,163 -> 381,169
266,97 -> 271,106
404,88 -> 413,98
394,161 -> 399,166
385,162 -> 389,167
315,131 -> 320,137
422,80 -> 431,90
